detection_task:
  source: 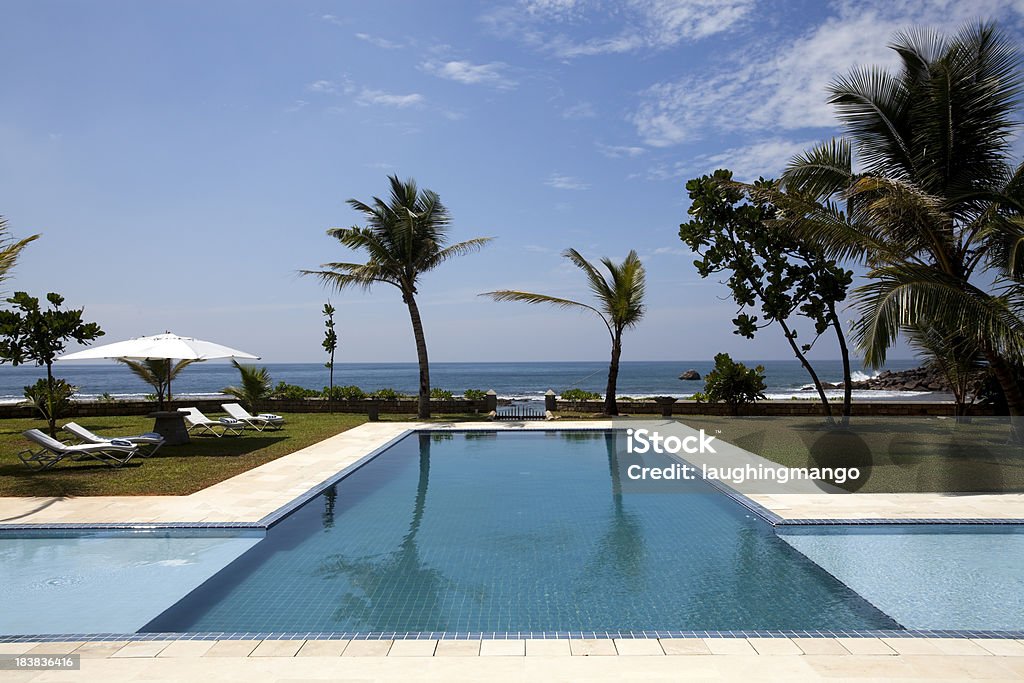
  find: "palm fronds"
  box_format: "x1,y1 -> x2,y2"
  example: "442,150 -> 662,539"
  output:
118,358 -> 199,408
222,359 -> 273,413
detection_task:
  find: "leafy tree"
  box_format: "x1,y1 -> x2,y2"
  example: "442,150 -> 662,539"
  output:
0,217 -> 39,292
757,22 -> 1024,438
322,302 -> 338,412
483,249 -> 646,415
699,353 -> 767,415
681,171 -> 854,424
302,176 -> 492,418
222,359 -> 273,413
118,358 -> 199,410
0,292 -> 103,435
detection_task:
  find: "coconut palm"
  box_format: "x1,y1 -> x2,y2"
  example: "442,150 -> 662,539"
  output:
483,249 -> 646,416
118,358 -> 199,410
0,216 -> 39,291
301,176 -> 491,419
743,22 -> 1024,435
222,359 -> 272,413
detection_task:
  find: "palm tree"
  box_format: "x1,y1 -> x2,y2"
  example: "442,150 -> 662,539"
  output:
482,249 -> 646,415
118,358 -> 198,410
301,176 -> 492,419
745,22 -> 1024,437
0,216 -> 39,290
222,359 -> 273,413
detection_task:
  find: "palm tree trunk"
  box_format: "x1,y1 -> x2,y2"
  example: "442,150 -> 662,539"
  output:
778,318 -> 835,423
45,362 -> 57,437
405,293 -> 431,419
605,330 -> 622,416
829,304 -> 852,426
983,349 -> 1024,443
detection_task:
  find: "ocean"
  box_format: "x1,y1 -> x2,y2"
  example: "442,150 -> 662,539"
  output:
0,359 -> 934,404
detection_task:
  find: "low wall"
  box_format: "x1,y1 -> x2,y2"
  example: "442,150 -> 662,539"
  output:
562,400 -> 996,417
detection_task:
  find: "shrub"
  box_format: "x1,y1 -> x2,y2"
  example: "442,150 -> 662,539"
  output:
700,353 -> 767,415
430,387 -> 454,400
23,378 -> 77,429
323,385 -> 366,400
463,389 -> 486,401
560,388 -> 601,402
271,381 -> 319,400
373,388 -> 403,400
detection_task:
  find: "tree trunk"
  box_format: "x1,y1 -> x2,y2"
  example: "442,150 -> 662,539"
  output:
778,318 -> 834,423
45,362 -> 56,437
604,330 -> 622,416
983,349 -> 1024,443
405,293 -> 431,419
829,304 -> 852,426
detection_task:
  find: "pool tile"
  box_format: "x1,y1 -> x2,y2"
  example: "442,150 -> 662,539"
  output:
388,639 -> 437,657
835,638 -> 897,655
109,641 -> 169,658
342,640 -> 393,656
157,640 -> 216,658
703,638 -> 757,655
203,640 -> 260,657
569,639 -> 617,656
480,639 -> 525,656
296,639 -> 349,657
613,638 -> 664,656
973,638 -> 1024,656
435,640 -> 481,657
748,637 -> 801,655
791,638 -> 849,655
659,638 -> 711,655
525,639 -> 570,656
249,639 -> 304,657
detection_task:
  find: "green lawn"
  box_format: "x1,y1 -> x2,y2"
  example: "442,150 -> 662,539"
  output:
675,415 -> 1024,493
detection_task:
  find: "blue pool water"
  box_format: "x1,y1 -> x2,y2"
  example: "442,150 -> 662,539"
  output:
141,431 -> 897,633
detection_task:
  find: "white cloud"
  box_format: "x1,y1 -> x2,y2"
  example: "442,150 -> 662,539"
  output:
561,102 -> 596,119
596,142 -> 646,158
421,60 -> 516,89
355,89 -> 425,108
546,173 -> 590,190
644,138 -> 818,182
285,99 -> 309,113
484,0 -> 755,57
355,33 -> 403,49
320,14 -> 347,27
306,79 -> 339,94
630,0 -> 1024,146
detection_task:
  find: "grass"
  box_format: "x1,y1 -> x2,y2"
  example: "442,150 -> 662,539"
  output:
674,415 -> 1024,494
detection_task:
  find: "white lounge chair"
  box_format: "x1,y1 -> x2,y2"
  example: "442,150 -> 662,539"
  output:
182,407 -> 245,437
19,429 -> 139,470
62,422 -> 165,457
221,403 -> 285,431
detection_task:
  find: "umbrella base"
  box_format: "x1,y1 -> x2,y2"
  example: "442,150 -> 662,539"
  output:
148,410 -> 190,445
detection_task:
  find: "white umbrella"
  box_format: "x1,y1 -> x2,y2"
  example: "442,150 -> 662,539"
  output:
57,333 -> 260,409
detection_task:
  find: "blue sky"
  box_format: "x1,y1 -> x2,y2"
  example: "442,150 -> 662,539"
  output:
3,0 -> 1024,364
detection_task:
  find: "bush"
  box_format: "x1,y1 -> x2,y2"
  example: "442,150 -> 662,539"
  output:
271,381 -> 319,400
463,389 -> 486,401
372,388 -> 403,400
430,388 -> 454,400
323,385 -> 366,401
699,353 -> 767,415
23,378 -> 77,430
560,388 -> 601,402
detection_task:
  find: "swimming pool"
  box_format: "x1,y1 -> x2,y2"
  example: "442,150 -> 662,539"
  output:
2,429 -> 1022,637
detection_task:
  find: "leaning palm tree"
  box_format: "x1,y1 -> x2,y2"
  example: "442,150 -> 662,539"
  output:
0,216 -> 39,291
483,249 -> 646,416
301,176 -> 492,419
222,359 -> 273,414
739,22 -> 1024,438
118,358 -> 198,410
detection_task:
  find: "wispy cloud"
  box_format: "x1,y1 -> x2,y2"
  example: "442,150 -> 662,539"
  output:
483,0 -> 755,58
355,88 -> 424,108
285,99 -> 309,113
546,173 -> 590,190
644,138 -> 818,182
561,102 -> 596,119
320,14 -> 347,27
355,32 -> 404,49
596,142 -> 646,158
421,60 -> 517,89
630,0 -> 1024,146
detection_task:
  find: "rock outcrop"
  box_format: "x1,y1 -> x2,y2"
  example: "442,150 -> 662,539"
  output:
679,369 -> 702,381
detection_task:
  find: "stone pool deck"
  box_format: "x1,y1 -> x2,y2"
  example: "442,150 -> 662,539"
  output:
2,421 -> 1023,527
3,421 -> 1024,681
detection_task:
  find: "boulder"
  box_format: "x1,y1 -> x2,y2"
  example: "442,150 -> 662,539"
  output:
679,369 -> 701,381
